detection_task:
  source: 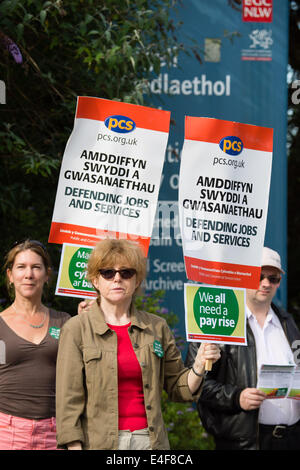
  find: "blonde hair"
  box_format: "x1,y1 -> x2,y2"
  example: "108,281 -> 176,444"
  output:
87,239 -> 147,296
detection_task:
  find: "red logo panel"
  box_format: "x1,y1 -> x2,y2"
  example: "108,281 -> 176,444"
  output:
243,0 -> 273,23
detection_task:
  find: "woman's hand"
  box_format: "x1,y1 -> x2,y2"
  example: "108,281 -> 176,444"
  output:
188,343 -> 220,394
193,342 -> 221,373
67,440 -> 82,450
77,299 -> 95,315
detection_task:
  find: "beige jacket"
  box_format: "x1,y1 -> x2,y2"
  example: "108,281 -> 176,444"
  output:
56,302 -> 199,450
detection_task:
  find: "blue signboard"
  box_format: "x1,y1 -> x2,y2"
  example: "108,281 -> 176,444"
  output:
145,0 -> 289,341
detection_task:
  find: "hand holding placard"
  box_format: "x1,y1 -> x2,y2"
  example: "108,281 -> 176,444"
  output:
194,343 -> 220,373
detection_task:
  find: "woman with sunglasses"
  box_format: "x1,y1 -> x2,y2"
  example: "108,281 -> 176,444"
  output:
56,238 -> 220,450
0,240 -> 70,450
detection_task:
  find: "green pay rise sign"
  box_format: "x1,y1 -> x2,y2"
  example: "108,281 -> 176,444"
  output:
184,284 -> 246,345
193,287 -> 239,335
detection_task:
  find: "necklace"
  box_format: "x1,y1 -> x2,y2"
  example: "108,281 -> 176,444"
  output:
11,304 -> 47,329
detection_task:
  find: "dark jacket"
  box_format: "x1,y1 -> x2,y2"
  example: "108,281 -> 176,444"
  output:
185,303 -> 300,450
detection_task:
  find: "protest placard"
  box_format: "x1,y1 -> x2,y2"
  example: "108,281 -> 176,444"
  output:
55,243 -> 96,299
49,96 -> 170,255
184,283 -> 247,346
179,117 -> 273,288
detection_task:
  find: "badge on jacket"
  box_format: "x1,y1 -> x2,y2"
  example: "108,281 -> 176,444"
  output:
49,327 -> 61,340
153,340 -> 164,358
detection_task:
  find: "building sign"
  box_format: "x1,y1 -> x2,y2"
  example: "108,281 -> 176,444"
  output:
146,0 -> 289,342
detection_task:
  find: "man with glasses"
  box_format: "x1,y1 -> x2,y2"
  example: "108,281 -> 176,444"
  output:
185,247 -> 300,450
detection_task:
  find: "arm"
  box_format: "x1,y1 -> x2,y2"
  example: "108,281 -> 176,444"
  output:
186,342 -> 244,412
56,322 -> 86,449
187,343 -> 220,394
161,322 -> 219,401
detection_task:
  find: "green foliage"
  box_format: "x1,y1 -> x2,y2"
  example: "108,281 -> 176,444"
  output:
135,289 -> 178,326
135,290 -> 215,450
135,289 -> 184,350
0,0 -> 181,305
161,391 -> 215,450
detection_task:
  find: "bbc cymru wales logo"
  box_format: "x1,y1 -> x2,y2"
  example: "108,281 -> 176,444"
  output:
0,80 -> 6,104
219,136 -> 243,156
104,115 -> 136,134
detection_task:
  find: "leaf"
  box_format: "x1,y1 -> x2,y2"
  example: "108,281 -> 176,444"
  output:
40,10 -> 47,25
130,55 -> 135,70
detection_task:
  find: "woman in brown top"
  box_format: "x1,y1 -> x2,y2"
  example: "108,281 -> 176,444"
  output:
0,239 -> 70,450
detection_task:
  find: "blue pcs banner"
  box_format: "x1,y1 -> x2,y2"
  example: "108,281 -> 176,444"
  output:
145,0 -> 289,338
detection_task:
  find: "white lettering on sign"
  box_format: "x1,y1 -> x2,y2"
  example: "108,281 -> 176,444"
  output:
152,259 -> 185,273
243,0 -> 273,23
244,0 -> 272,5
292,80 -> 300,105
149,74 -> 231,97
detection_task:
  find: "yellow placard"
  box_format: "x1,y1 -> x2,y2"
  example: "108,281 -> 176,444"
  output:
55,243 -> 97,299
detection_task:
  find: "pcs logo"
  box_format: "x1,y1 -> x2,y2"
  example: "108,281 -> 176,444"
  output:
104,115 -> 136,134
219,136 -> 243,156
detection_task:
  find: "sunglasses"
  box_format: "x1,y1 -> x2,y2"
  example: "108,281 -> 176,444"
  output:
260,274 -> 281,284
99,268 -> 137,280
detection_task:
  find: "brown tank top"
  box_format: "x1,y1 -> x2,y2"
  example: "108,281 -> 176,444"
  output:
0,309 -> 70,419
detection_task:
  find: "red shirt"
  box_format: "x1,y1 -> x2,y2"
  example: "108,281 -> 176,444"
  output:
107,323 -> 148,431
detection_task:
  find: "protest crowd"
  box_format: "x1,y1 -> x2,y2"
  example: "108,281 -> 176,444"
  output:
0,238 -> 299,451
1,0 -> 299,455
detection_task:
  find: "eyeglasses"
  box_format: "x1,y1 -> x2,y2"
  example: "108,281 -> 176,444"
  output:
260,274 -> 281,284
99,268 -> 137,280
